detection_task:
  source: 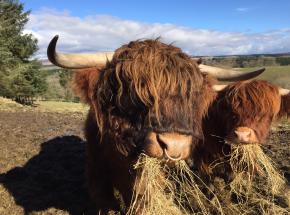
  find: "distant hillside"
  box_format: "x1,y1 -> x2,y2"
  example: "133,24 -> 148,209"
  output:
40,59 -> 59,70
193,53 -> 290,58
41,53 -> 290,70
38,56 -> 289,103
197,54 -> 290,68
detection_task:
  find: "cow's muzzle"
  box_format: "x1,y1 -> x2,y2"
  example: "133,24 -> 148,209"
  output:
226,127 -> 259,144
143,131 -> 192,161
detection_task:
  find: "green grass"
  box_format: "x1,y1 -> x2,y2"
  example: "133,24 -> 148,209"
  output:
0,98 -> 89,113
36,101 -> 89,113
276,118 -> 290,130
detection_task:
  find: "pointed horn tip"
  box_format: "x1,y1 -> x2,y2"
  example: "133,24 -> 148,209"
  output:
257,67 -> 265,73
47,35 -> 59,65
279,88 -> 290,96
251,67 -> 266,77
217,67 -> 266,82
243,67 -> 265,75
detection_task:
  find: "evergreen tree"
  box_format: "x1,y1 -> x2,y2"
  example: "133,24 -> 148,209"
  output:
9,62 -> 47,104
0,0 -> 46,104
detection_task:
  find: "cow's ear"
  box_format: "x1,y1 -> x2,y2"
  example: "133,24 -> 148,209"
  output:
73,68 -> 101,104
278,92 -> 290,119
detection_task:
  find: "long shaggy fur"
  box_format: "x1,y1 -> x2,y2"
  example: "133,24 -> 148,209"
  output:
95,39 -> 206,135
73,67 -> 103,105
195,80 -> 284,179
193,80 -> 289,214
72,39 -> 217,213
224,80 -> 281,121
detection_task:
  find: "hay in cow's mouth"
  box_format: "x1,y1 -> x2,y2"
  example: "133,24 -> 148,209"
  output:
167,161 -> 224,215
126,150 -> 289,215
229,144 -> 285,195
127,154 -> 224,215
127,154 -> 184,215
227,144 -> 289,214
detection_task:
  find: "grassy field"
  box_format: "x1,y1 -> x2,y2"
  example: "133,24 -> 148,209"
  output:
36,101 -> 89,113
0,98 -> 89,113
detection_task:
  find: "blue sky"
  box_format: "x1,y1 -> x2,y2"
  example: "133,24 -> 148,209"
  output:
22,0 -> 290,58
23,0 -> 290,32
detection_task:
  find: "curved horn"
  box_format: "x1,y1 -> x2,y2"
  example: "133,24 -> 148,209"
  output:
198,64 -> 265,81
47,35 -> 114,69
279,88 -> 290,96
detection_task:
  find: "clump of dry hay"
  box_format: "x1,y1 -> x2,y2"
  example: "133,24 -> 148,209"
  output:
227,144 -> 289,214
127,154 -> 225,215
127,154 -> 183,215
167,161 -> 224,215
229,144 -> 285,195
127,149 -> 289,215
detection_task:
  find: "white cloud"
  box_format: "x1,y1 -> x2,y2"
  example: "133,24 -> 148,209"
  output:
236,7 -> 250,12
24,9 -> 290,59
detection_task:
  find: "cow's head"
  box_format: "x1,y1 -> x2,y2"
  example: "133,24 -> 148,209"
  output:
213,80 -> 290,144
47,35 -> 265,162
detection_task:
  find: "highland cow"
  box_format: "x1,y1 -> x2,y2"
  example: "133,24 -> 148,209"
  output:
47,35 -> 265,213
194,80 -> 290,179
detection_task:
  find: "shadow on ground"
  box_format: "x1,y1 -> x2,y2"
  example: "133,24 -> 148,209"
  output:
0,136 -> 98,215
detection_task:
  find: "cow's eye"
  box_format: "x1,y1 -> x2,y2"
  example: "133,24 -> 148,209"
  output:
232,115 -> 238,122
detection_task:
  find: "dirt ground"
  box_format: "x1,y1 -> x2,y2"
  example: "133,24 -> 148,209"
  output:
0,110 -> 99,215
0,109 -> 289,215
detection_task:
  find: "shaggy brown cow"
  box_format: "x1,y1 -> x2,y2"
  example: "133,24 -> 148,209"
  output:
47,35 -> 265,213
194,80 -> 290,179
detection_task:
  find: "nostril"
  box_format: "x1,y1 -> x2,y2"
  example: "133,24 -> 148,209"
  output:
156,134 -> 168,150
234,131 -> 239,138
157,134 -> 182,161
234,130 -> 251,141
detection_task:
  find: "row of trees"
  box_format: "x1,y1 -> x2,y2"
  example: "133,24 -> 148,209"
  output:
41,69 -> 77,102
202,56 -> 290,68
0,0 -> 47,105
